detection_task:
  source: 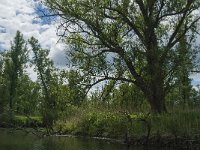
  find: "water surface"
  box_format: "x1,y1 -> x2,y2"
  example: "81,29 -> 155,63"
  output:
0,128 -> 160,150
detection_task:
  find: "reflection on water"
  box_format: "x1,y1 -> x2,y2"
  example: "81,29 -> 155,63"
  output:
0,128 -> 160,150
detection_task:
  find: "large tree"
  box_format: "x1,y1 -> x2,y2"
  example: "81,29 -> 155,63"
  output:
44,0 -> 200,113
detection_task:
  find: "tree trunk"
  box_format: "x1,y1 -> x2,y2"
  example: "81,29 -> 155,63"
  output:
144,38 -> 167,113
146,75 -> 167,113
147,92 -> 167,113
144,52 -> 167,113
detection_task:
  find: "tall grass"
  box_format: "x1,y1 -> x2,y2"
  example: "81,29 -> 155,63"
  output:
54,106 -> 200,140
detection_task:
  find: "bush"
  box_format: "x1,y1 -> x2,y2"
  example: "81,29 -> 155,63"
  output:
55,111 -> 130,138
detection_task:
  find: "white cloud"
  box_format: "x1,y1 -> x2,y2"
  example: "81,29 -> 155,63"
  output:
0,0 -> 67,80
0,0 -> 66,59
26,65 -> 37,81
190,74 -> 200,83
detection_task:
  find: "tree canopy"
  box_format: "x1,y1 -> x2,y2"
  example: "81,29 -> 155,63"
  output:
44,0 -> 200,113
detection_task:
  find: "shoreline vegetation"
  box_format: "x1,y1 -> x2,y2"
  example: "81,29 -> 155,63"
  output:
1,107 -> 200,149
53,107 -> 200,149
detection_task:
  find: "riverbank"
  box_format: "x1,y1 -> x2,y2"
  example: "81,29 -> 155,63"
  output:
1,108 -> 200,149
49,132 -> 200,149
1,127 -> 200,149
0,114 -> 43,128
53,108 -> 200,149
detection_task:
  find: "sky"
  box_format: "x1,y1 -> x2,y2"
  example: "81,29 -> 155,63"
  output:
0,0 -> 200,86
0,0 -> 67,80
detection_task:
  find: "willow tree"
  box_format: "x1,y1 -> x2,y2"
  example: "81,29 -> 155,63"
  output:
45,0 -> 200,113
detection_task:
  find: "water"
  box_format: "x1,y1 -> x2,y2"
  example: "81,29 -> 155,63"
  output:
0,128 -> 156,150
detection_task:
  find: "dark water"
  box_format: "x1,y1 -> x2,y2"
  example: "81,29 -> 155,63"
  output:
0,129 -> 161,150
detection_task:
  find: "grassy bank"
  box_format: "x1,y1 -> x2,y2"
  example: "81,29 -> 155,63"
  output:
54,107 -> 200,147
0,113 -> 43,128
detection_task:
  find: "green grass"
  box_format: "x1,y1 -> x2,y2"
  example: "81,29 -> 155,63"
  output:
54,108 -> 200,140
13,115 -> 43,127
151,109 -> 200,137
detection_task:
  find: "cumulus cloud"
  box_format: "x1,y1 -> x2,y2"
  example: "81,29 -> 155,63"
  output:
0,0 -> 67,66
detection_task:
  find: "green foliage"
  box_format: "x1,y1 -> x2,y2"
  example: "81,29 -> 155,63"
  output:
65,70 -> 87,106
112,83 -> 147,111
77,112 -> 127,138
151,110 -> 200,137
0,53 -> 7,112
13,115 -> 43,127
15,75 -> 41,115
0,108 -> 42,127
29,37 -> 61,132
45,0 -> 200,113
55,110 -> 128,138
0,109 -> 14,127
3,31 -> 28,111
54,107 -> 200,140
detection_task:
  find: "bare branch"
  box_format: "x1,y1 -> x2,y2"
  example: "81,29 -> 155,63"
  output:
85,75 -> 136,94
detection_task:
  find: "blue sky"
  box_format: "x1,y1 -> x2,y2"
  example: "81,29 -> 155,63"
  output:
0,0 -> 200,86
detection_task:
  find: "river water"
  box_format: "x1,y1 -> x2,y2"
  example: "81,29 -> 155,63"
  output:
0,128 -> 164,150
